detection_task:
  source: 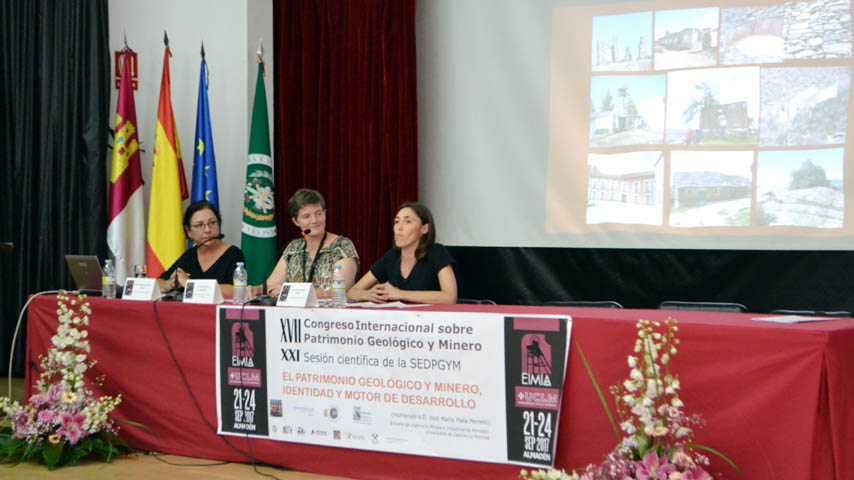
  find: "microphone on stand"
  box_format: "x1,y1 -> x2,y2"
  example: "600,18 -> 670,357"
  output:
161,234 -> 226,301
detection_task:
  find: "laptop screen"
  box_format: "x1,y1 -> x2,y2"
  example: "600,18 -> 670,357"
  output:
64,255 -> 102,293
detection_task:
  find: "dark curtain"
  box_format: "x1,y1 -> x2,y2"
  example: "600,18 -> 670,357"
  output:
273,0 -> 418,270
450,246 -> 854,312
0,0 -> 110,376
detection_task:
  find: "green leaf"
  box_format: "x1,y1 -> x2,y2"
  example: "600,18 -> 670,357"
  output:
575,341 -> 621,443
688,443 -> 743,480
42,440 -> 63,469
97,431 -> 132,451
21,439 -> 41,461
114,418 -> 152,433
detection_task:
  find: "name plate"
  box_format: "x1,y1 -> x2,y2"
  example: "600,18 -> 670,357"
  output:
276,282 -> 319,307
122,278 -> 162,301
183,279 -> 224,304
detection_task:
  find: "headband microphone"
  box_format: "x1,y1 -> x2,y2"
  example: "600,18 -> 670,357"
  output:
301,229 -> 311,236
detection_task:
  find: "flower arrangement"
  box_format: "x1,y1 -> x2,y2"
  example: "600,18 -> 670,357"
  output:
0,294 -> 134,469
521,318 -> 738,480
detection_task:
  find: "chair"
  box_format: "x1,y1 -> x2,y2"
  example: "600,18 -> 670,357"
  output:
545,300 -> 623,309
457,298 -> 497,305
770,309 -> 852,317
658,301 -> 747,313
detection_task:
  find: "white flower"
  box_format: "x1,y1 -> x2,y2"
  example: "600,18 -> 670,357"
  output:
630,368 -> 643,381
672,396 -> 684,408
620,420 -> 637,434
645,379 -> 660,398
627,356 -> 638,368
623,379 -> 638,392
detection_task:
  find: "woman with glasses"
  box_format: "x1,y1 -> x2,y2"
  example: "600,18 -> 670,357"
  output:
157,200 -> 245,297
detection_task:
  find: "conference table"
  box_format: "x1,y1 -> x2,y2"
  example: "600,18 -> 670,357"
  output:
25,295 -> 854,479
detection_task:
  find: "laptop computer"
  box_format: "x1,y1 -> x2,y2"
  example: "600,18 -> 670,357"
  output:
65,255 -> 103,295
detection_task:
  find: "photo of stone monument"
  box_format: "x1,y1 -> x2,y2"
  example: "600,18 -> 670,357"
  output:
720,5 -> 785,65
756,148 -> 843,228
592,12 -> 653,71
654,7 -> 719,70
589,74 -> 665,147
666,67 -> 759,145
760,66 -> 849,146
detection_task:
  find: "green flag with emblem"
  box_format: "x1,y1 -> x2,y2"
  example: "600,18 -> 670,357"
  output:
241,57 -> 277,284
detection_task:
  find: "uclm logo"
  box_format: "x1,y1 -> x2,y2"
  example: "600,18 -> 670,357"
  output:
231,322 -> 255,367
521,334 -> 552,387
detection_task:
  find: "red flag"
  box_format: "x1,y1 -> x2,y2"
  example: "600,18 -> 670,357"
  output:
107,49 -> 146,284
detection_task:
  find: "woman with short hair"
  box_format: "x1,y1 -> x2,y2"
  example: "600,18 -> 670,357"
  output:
262,188 -> 359,298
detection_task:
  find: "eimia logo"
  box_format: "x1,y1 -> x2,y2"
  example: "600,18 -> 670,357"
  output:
521,334 -> 552,387
231,323 -> 255,358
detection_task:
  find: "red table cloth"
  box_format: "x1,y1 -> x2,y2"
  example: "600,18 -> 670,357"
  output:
25,296 -> 854,479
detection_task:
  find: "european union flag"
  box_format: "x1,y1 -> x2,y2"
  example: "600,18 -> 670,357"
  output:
191,57 -> 219,209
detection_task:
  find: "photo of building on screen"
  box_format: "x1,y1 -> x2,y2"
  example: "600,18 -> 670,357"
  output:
760,66 -> 850,146
586,152 -> 664,225
592,12 -> 652,71
669,151 -> 753,227
654,7 -> 719,70
756,148 -> 843,228
589,74 -> 665,147
666,67 -> 759,145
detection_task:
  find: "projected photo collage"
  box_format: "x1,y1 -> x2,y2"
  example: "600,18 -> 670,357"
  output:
586,1 -> 848,229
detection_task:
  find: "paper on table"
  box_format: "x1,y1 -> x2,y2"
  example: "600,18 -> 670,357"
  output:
752,315 -> 840,324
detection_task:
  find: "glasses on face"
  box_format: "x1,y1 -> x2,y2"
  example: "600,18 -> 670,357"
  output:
190,219 -> 219,231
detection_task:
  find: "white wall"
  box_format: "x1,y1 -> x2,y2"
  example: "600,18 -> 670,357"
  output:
108,0 -> 274,247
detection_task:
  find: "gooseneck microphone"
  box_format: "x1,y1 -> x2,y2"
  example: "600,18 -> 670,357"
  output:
199,233 -> 225,245
162,233 -> 226,301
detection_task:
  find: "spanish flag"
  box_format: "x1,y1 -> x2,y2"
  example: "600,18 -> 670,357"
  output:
147,44 -> 189,278
107,48 -> 145,284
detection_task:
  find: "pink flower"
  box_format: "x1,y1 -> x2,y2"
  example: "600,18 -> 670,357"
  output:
681,468 -> 711,480
37,409 -> 54,423
57,411 -> 88,445
47,384 -> 63,403
634,451 -> 677,480
29,393 -> 47,407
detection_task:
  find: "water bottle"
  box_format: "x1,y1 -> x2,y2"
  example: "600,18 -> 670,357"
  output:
233,262 -> 248,304
331,263 -> 346,308
102,259 -> 116,299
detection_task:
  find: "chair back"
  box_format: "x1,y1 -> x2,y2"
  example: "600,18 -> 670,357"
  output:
457,298 -> 497,305
544,300 -> 623,309
658,301 -> 747,313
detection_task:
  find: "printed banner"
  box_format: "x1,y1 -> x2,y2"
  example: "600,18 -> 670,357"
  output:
503,316 -> 570,465
215,307 -> 570,467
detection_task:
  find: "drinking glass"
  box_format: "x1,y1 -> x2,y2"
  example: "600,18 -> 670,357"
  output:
133,264 -> 147,278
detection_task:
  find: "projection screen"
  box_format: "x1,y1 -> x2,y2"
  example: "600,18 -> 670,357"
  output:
418,0 -> 854,249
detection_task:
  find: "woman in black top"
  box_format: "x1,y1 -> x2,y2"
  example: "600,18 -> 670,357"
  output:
348,202 -> 457,304
157,201 -> 245,297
